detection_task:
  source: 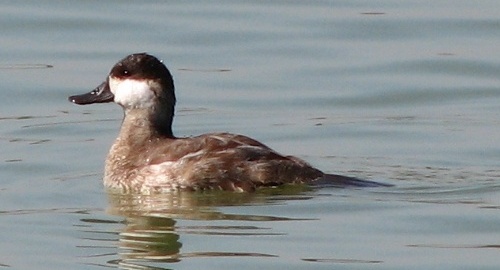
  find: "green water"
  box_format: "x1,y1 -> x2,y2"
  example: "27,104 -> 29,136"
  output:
0,1 -> 499,269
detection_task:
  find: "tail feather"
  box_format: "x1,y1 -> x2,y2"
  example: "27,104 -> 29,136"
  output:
313,173 -> 392,188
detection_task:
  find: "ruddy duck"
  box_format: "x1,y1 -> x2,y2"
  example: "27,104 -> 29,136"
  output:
69,53 -> 388,193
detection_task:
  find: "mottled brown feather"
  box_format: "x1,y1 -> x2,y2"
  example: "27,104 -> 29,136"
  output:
69,53 -> 389,193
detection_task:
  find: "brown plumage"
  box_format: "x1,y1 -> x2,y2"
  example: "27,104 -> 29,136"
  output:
69,53 -> 389,193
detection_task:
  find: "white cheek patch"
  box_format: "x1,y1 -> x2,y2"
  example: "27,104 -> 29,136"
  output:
109,77 -> 155,108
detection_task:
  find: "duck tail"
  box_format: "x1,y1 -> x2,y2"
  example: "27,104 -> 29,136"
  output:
314,173 -> 392,188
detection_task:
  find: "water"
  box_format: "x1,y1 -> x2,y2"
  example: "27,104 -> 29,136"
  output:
1,1 -> 499,269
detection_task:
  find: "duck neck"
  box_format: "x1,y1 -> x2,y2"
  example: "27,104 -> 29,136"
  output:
150,104 -> 175,138
120,105 -> 175,142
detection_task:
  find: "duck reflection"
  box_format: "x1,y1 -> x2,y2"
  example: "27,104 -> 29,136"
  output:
88,186 -> 313,269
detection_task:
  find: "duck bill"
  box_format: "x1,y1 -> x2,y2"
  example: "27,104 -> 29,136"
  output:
68,81 -> 114,105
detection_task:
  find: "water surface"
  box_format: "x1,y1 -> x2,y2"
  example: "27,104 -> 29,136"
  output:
1,1 -> 499,269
